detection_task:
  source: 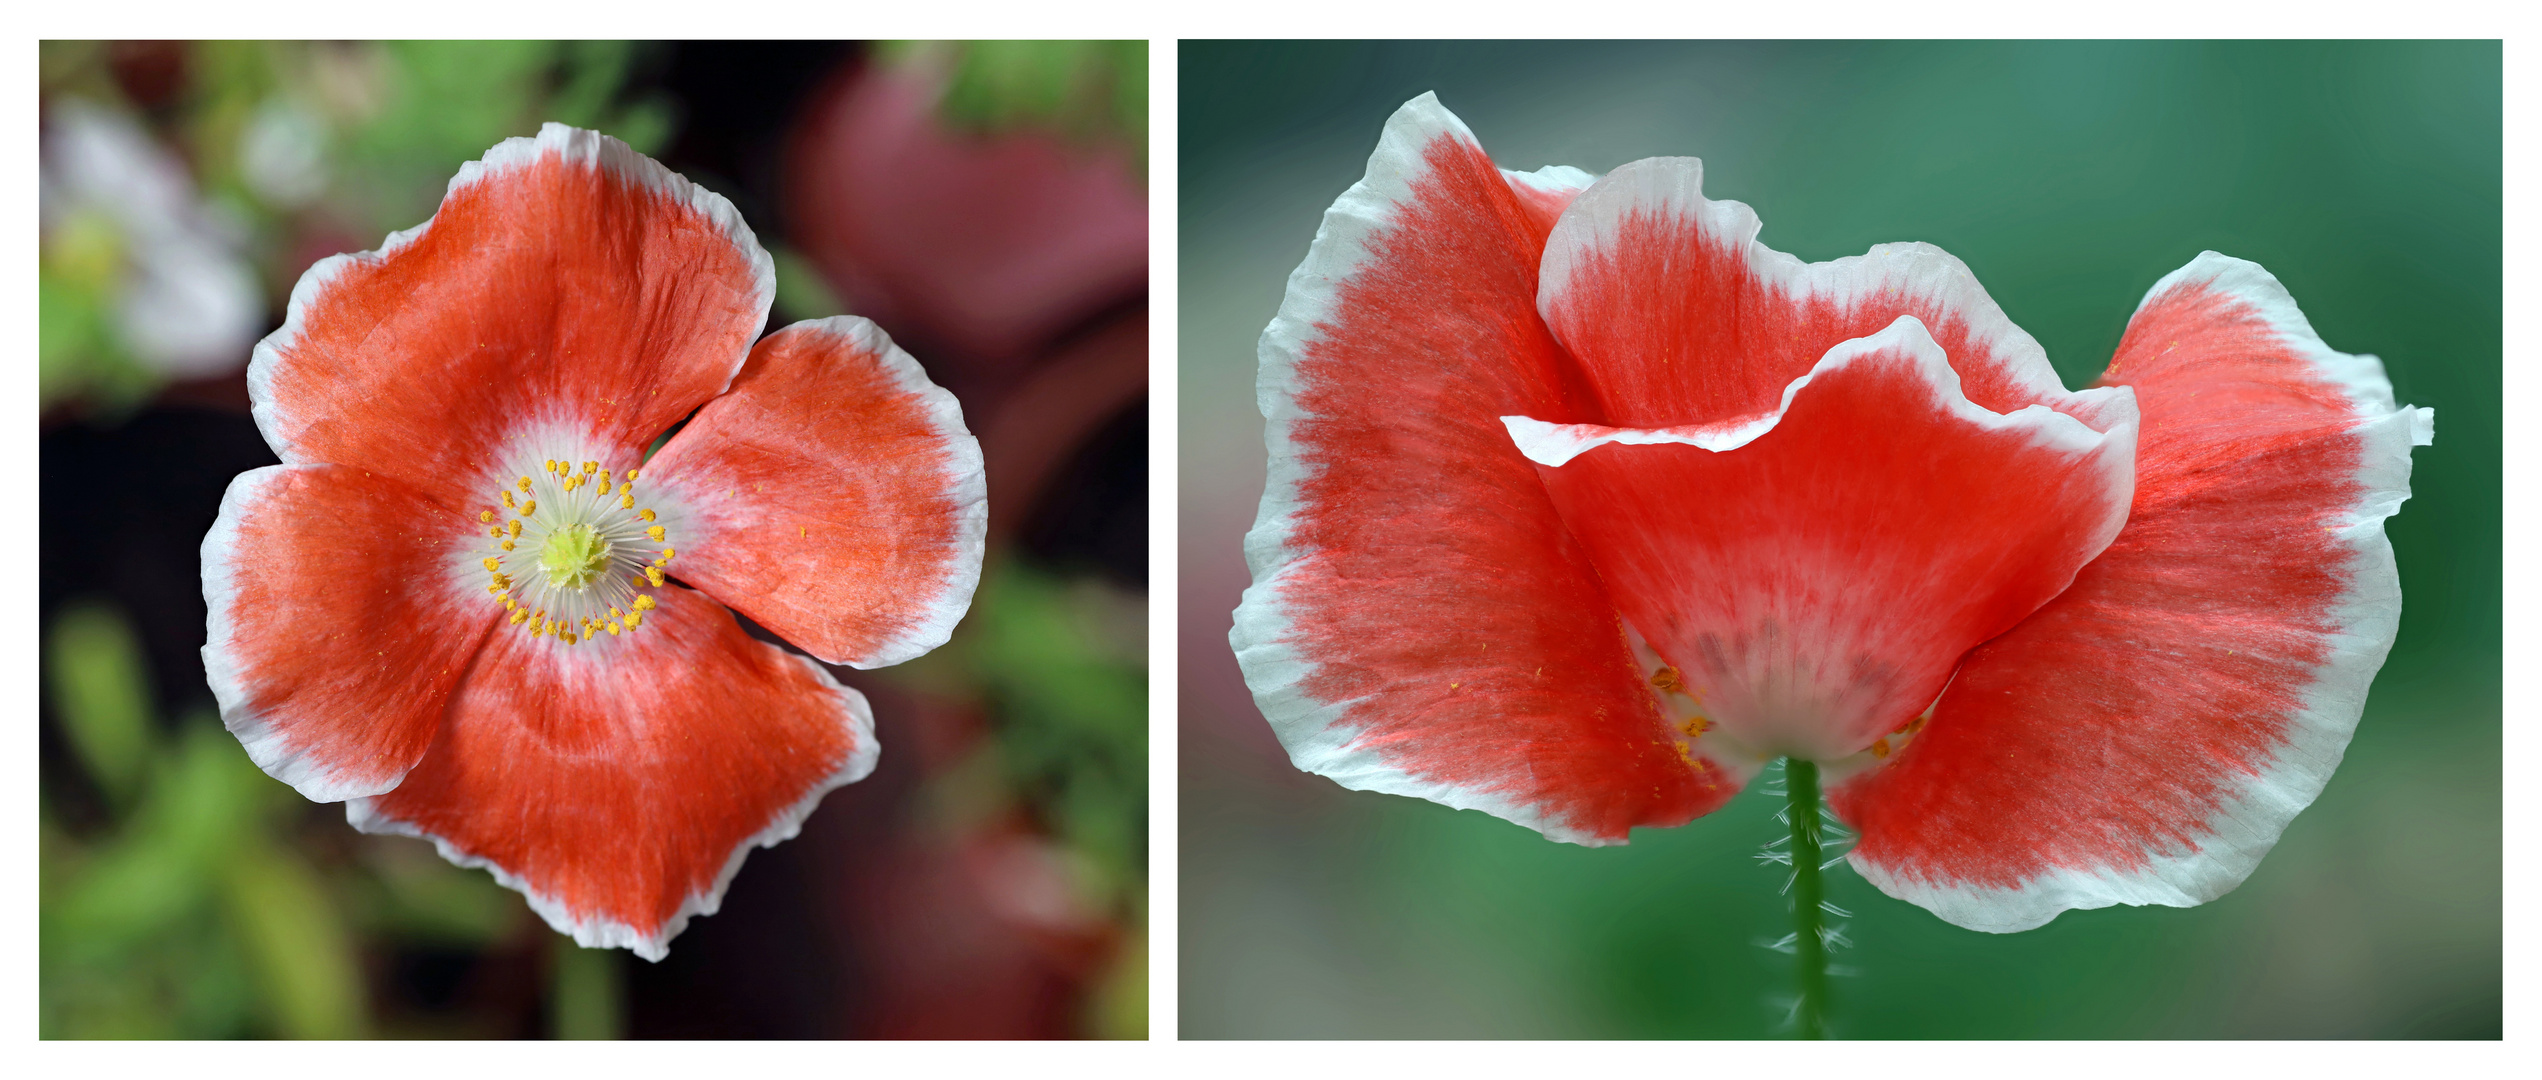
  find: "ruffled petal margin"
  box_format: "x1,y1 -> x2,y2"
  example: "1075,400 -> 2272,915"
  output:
350,584 -> 877,960
1233,92 -> 1744,846
1537,156 -> 2133,436
1831,253 -> 2433,932
202,464 -> 499,802
248,123 -> 775,510
1507,316 -> 2137,763
642,317 -> 985,668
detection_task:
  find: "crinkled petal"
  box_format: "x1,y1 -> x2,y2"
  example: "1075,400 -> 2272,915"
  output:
1233,92 -> 1743,846
202,464 -> 500,801
641,317 -> 985,668
349,584 -> 877,961
249,123 -> 775,508
1830,253 -> 2433,932
1538,156 -> 2131,434
1508,316 -> 2138,764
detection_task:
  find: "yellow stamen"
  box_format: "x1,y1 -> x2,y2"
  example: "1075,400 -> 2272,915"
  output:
607,622 -> 622,635
660,547 -> 675,560
481,557 -> 501,572
598,469 -> 612,488
625,469 -> 639,481
502,490 -> 517,509
638,508 -> 656,522
518,476 -> 533,492
633,595 -> 656,611
646,566 -> 665,587
479,510 -> 494,523
621,493 -> 635,510
508,520 -> 522,538
500,540 -> 515,551
521,499 -> 536,516
646,525 -> 665,541
625,610 -> 643,628
509,609 -> 527,625
546,459 -> 558,473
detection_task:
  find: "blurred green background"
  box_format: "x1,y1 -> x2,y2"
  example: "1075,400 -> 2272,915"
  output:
1179,40 -> 2497,1039
43,40 -> 1147,1039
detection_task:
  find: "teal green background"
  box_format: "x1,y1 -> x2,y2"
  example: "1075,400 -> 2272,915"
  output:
1179,41 -> 2498,1038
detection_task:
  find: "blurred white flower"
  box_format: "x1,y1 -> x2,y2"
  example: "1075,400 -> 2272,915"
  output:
41,98 -> 262,380
240,98 -> 331,208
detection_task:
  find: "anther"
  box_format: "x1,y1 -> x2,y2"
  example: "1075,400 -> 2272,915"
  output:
521,499 -> 536,516
638,508 -> 656,522
518,476 -> 532,492
633,595 -> 656,611
501,540 -> 516,551
509,609 -> 527,625
482,557 -> 502,572
625,610 -> 643,628
646,566 -> 665,587
480,510 -> 494,523
502,491 -> 517,509
625,469 -> 639,481
646,525 -> 666,541
607,622 -> 622,635
660,547 -> 675,559
508,520 -> 521,537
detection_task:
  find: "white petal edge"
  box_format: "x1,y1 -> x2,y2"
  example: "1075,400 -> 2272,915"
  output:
1232,92 -> 1624,847
1537,156 -> 2111,423
1503,315 -> 2140,490
1848,253 -> 2432,933
761,315 -> 985,671
346,654 -> 879,962
201,466 -> 419,803
246,122 -> 777,466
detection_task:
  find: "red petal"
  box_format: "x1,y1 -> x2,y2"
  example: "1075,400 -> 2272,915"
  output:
1510,316 -> 2137,763
1234,93 -> 1741,845
1538,157 -> 2130,434
642,317 -> 985,668
350,584 -> 876,960
249,124 -> 774,508
203,465 -> 499,801
1830,253 -> 2433,932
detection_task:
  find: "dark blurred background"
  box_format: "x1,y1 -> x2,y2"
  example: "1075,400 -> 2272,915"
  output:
1179,40 -> 2497,1038
39,40 -> 1147,1039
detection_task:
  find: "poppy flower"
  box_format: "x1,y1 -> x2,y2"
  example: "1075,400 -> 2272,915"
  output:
1231,93 -> 2432,932
201,124 -> 986,959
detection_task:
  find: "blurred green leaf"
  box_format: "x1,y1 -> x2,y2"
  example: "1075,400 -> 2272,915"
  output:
46,603 -> 157,807
884,40 -> 1147,166
771,244 -> 848,323
963,560 -> 1147,883
223,839 -> 369,1039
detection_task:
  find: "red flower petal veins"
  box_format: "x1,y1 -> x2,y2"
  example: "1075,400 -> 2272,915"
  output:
1508,316 -> 2138,765
248,124 -> 775,512
202,464 -> 501,801
349,583 -> 877,960
1830,253 -> 2433,932
1233,93 -> 1745,846
641,317 -> 986,668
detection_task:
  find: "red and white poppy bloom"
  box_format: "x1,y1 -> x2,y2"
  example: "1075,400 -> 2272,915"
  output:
1232,94 -> 2432,932
203,125 -> 986,959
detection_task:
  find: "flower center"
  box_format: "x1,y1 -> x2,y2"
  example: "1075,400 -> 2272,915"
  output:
471,456 -> 679,647
539,523 -> 613,589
